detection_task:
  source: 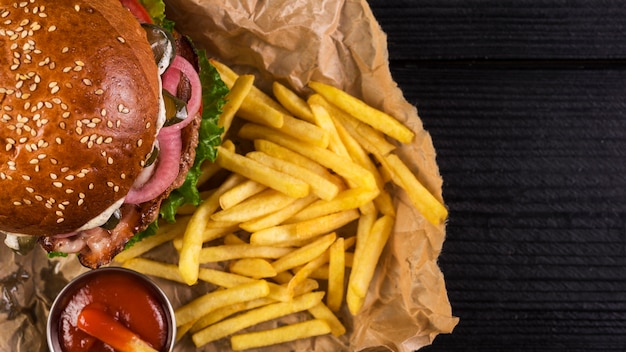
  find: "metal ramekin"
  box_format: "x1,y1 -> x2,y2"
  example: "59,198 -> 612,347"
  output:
46,266 -> 176,352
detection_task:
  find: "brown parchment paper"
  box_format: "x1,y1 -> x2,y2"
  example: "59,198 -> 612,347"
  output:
0,0 -> 458,351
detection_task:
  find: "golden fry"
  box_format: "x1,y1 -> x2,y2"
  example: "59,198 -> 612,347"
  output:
210,59 -> 290,115
213,188 -> 297,223
254,139 -> 344,189
250,210 -> 357,246
309,81 -> 415,143
238,123 -> 377,190
239,193 -> 318,233
246,151 -> 339,201
381,153 -> 448,226
192,292 -> 324,348
279,114 -> 330,149
317,95 -> 396,156
229,258 -> 277,279
175,280 -> 270,327
348,215 -> 394,309
271,233 -> 336,273
327,237 -> 345,312
216,145 -> 310,199
308,302 -> 347,336
230,319 -> 331,351
190,297 -> 274,334
121,258 -> 185,284
179,173 -> 244,285
308,101 -> 349,158
287,188 -> 378,223
199,244 -> 292,263
219,74 -> 255,137
219,179 -> 267,210
272,81 -> 315,123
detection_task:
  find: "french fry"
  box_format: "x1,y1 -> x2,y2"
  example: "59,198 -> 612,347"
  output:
210,59 -> 290,115
271,233 -> 336,273
272,81 -> 315,123
279,114 -> 330,148
199,244 -> 293,263
308,100 -> 350,158
287,249 -> 328,297
246,151 -> 339,201
250,210 -> 357,246
113,216 -> 190,263
254,139 -> 333,178
216,145 -> 310,199
327,237 -> 345,311
213,188 -> 297,223
192,291 -> 325,348
238,123 -> 377,190
210,59 -> 287,128
179,173 -> 245,285
348,215 -> 394,313
229,258 -> 277,279
219,74 -> 255,137
230,319 -> 331,351
175,280 -> 270,327
317,94 -> 396,156
219,179 -> 267,210
308,302 -> 347,336
380,153 -> 448,226
309,81 -> 415,143
122,258 -> 185,284
286,188 -> 378,223
239,193 -> 318,233
190,297 -> 275,334
197,268 -> 253,288
223,233 -> 247,245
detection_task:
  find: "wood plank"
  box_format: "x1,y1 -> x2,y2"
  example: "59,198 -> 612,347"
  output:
389,64 -> 626,350
370,0 -> 626,60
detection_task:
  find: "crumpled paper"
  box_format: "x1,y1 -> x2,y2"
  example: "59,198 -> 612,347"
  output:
0,0 -> 458,351
164,0 -> 459,350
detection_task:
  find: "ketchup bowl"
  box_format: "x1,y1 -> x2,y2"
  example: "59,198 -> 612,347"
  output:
47,267 -> 176,352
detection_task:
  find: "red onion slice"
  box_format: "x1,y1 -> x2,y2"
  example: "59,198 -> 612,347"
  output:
161,55 -> 202,131
124,128 -> 183,204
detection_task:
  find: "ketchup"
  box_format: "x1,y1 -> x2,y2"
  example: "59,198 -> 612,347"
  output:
56,270 -> 168,352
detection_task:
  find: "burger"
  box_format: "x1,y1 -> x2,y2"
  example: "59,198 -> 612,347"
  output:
0,0 -> 228,268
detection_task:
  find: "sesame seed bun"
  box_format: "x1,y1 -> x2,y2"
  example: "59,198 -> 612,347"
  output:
0,0 -> 160,236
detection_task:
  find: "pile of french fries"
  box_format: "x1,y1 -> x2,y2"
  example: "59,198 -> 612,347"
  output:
113,60 -> 448,351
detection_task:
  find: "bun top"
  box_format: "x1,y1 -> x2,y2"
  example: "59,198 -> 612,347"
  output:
0,0 -> 160,235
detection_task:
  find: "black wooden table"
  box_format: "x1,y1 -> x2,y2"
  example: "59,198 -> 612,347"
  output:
369,1 -> 626,350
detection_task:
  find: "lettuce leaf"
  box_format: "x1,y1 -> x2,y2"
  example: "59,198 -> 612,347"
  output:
139,0 -> 175,31
125,1 -> 229,248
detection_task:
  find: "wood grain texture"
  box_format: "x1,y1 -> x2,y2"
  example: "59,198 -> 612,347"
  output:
369,1 -> 626,350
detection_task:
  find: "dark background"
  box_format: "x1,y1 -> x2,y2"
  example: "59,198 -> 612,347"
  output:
368,1 -> 626,351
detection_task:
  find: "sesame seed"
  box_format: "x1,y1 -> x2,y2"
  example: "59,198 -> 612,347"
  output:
52,182 -> 62,188
48,25 -> 56,32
